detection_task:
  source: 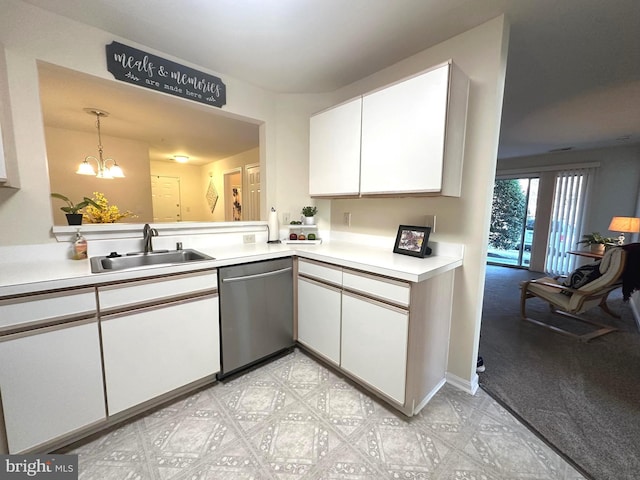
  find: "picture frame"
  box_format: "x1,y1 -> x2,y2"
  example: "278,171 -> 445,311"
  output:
393,225 -> 432,258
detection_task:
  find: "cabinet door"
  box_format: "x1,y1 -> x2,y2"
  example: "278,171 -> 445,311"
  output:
101,295 -> 220,415
0,321 -> 106,453
297,277 -> 341,364
341,293 -> 408,404
360,64 -> 450,194
309,97 -> 362,196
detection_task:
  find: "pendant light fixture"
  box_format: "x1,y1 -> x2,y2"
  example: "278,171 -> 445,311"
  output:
76,108 -> 125,179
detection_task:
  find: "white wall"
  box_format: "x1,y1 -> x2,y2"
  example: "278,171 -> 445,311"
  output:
0,1 -> 510,389
0,0 -> 278,245
47,127 -> 153,224
200,147 -> 260,222
497,144 -> 640,235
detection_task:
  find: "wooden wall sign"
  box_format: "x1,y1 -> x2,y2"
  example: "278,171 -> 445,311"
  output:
106,41 -> 226,108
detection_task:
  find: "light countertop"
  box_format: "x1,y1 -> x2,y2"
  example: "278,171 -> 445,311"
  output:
0,240 -> 463,297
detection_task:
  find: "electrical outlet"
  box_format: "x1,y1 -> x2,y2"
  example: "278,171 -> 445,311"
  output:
243,234 -> 256,244
344,212 -> 351,226
425,215 -> 436,233
282,212 -> 290,225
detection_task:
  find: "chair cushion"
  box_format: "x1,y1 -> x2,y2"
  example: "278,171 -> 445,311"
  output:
526,277 -> 572,311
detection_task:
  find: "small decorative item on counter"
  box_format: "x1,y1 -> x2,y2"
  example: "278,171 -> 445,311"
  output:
301,206 -> 317,225
289,233 -> 298,240
289,220 -> 302,225
72,229 -> 88,260
307,233 -> 316,240
298,234 -> 306,240
83,192 -> 137,223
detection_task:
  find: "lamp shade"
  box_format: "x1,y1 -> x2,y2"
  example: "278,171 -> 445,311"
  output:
608,216 -> 640,233
76,160 -> 96,176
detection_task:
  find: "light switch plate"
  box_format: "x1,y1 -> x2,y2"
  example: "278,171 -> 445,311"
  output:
425,215 -> 436,233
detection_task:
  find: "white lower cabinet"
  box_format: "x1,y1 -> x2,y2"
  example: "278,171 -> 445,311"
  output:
101,295 -> 220,415
0,321 -> 106,453
340,292 -> 409,404
297,276 -> 342,365
297,258 -> 454,416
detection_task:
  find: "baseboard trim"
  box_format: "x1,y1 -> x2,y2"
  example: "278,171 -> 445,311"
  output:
445,371 -> 479,395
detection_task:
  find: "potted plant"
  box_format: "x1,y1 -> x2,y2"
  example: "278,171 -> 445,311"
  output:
51,193 -> 102,225
83,192 -> 136,223
576,232 -> 617,254
301,206 -> 318,225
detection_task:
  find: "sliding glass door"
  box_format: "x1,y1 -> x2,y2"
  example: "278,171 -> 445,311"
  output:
488,177 -> 539,268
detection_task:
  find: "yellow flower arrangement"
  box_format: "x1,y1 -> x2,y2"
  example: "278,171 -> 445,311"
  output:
83,192 -> 137,223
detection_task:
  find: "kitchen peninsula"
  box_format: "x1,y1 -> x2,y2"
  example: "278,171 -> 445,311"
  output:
0,225 -> 462,454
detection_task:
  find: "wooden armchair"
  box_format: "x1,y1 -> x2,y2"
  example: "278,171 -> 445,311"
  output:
520,247 -> 626,342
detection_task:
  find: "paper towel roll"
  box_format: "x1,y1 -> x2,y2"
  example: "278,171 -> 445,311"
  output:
268,209 -> 279,242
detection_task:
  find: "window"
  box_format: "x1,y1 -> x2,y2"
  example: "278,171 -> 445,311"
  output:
545,167 -> 596,276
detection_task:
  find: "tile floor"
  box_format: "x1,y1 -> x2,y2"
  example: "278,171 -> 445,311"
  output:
64,349 -> 585,479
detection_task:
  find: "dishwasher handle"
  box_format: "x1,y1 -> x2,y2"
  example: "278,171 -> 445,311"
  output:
221,266 -> 292,283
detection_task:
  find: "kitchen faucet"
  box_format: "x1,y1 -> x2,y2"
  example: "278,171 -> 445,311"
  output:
142,223 -> 158,254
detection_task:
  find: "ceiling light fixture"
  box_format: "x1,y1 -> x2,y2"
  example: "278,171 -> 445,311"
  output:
174,155 -> 189,163
76,108 -> 125,179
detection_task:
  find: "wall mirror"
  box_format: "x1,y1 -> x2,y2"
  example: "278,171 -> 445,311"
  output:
38,62 -> 261,226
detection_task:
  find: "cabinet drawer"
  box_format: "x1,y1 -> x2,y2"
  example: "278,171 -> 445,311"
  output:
343,270 -> 410,307
0,288 -> 96,330
98,270 -> 217,310
298,259 -> 342,286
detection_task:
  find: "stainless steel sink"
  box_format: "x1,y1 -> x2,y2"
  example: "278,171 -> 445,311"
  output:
90,249 -> 215,273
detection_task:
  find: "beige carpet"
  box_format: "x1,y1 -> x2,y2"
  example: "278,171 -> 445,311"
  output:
480,264 -> 640,480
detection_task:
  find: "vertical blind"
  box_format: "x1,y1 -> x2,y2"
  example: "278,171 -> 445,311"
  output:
545,167 -> 596,276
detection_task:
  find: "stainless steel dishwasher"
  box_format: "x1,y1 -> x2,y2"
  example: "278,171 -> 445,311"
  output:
218,258 -> 294,378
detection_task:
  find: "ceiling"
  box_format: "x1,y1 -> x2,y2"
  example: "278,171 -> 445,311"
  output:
38,63 -> 260,165
26,0 -> 640,160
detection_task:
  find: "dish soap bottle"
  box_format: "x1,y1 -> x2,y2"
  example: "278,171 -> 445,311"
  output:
72,229 -> 88,260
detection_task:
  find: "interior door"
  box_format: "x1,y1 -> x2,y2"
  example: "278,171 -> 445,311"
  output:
151,175 -> 182,222
245,163 -> 261,221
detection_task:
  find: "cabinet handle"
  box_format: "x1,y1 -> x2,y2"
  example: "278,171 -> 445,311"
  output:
342,290 -> 408,314
298,275 -> 342,293
0,316 -> 97,341
100,292 -> 217,320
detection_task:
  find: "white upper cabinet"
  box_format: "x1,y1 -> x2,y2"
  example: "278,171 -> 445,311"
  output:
361,64 -> 446,194
309,61 -> 469,197
309,97 -> 362,196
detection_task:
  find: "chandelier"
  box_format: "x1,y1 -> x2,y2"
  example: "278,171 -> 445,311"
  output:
76,108 -> 125,179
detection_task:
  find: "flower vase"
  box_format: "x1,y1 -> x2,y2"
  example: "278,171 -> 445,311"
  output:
590,244 -> 605,255
303,216 -> 315,225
